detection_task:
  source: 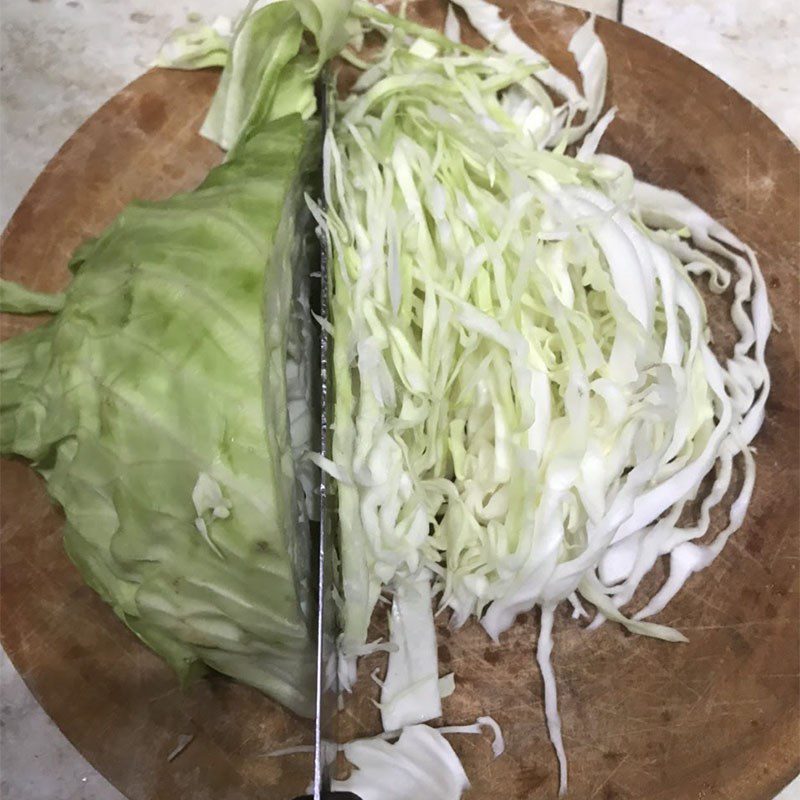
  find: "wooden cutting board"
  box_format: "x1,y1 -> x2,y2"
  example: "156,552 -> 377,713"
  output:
1,2 -> 798,798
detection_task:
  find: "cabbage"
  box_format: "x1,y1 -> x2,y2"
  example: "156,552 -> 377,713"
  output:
319,2 -> 770,792
0,1 -> 329,716
332,725 -> 470,799
2,0 -> 771,794
152,14 -> 233,70
379,569 -> 442,730
330,717 -> 503,799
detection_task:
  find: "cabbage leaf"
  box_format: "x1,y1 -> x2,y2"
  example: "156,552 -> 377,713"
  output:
0,1 -> 327,715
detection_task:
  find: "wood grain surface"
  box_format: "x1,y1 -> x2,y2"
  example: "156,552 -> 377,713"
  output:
1,3 -> 798,799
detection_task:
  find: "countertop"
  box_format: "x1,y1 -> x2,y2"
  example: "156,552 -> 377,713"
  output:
1,1 -> 798,798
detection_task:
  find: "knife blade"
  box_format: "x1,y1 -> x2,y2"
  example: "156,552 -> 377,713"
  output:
311,68 -> 338,800
293,72 -> 360,800
291,71 -> 362,800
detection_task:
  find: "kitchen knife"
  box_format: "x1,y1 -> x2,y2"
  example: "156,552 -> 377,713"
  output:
293,72 -> 361,800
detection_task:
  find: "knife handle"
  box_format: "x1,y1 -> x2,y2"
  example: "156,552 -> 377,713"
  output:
292,794 -> 362,799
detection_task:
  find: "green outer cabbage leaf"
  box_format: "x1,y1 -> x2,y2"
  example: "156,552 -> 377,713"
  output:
0,0 -> 327,713
0,278 -> 65,314
198,0 -> 353,151
200,2 -> 313,151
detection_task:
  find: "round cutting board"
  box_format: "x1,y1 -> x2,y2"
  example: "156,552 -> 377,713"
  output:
1,2 -> 798,799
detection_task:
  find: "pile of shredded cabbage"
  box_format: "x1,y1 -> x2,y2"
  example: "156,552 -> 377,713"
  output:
311,1 -> 771,794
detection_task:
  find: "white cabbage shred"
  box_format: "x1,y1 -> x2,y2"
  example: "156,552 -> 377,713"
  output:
332,724 -> 470,799
320,0 -> 771,795
380,569 -> 442,730
192,472 -> 232,558
331,717 -> 505,799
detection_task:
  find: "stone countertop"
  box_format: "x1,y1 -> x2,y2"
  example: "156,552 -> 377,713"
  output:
1,1 -> 797,798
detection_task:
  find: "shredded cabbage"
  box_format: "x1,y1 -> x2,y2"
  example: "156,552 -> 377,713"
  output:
319,1 -> 771,793
379,569 -> 442,730
331,723 -> 470,799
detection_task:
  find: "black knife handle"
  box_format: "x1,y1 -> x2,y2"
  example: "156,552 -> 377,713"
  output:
293,794 -> 362,799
